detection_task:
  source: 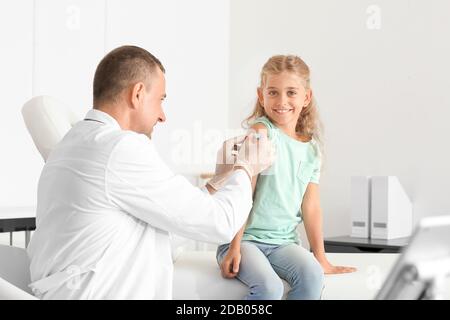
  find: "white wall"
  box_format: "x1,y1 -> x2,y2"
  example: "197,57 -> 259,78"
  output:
229,0 -> 450,239
105,0 -> 230,175
0,1 -> 40,207
0,0 -> 229,208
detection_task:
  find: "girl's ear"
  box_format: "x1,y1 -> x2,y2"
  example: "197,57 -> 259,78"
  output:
304,89 -> 313,107
257,87 -> 264,106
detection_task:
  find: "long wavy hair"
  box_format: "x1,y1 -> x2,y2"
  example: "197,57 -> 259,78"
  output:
243,55 -> 324,159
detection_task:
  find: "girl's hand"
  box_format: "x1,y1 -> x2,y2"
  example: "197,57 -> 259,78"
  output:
319,259 -> 357,275
220,248 -> 241,278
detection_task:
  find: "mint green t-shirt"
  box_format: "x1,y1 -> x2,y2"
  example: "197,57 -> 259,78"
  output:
242,116 -> 321,245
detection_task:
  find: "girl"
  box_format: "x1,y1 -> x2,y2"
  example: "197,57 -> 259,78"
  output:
216,55 -> 356,300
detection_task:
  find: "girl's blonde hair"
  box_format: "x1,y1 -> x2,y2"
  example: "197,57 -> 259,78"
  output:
243,55 -> 324,158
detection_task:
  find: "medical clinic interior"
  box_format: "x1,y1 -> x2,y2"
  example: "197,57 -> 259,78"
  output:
1,0 -> 450,301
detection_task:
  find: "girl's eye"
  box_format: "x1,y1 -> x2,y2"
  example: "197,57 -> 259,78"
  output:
268,91 -> 277,96
287,91 -> 297,96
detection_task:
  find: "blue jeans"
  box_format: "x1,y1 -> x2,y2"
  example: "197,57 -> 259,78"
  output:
216,240 -> 324,300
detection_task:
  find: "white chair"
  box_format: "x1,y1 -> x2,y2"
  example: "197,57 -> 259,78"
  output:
21,95 -> 80,161
0,96 -> 78,300
0,245 -> 36,300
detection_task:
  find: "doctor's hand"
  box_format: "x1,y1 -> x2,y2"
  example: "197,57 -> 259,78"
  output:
215,134 -> 247,175
207,134 -> 246,191
220,248 -> 241,278
207,132 -> 275,191
234,131 -> 275,179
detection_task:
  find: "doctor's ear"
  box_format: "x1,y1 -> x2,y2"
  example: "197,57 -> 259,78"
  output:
130,82 -> 146,109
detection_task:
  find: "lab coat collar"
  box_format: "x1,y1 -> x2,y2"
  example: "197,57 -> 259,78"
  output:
84,109 -> 121,130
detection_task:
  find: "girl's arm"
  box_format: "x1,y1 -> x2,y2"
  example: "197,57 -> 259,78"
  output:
220,174 -> 257,278
302,183 -> 357,274
230,122 -> 267,251
229,175 -> 258,249
221,123 -> 267,277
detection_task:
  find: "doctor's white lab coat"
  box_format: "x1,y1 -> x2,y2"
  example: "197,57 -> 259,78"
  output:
27,109 -> 252,299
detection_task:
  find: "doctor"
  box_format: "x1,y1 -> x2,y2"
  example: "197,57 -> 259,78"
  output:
27,45 -> 274,299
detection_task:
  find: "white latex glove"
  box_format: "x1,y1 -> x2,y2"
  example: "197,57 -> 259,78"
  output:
234,132 -> 274,178
207,132 -> 274,190
207,135 -> 246,191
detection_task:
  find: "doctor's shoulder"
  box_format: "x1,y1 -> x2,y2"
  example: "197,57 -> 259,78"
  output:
108,131 -> 159,162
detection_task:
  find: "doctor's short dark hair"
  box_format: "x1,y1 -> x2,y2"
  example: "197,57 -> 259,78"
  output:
93,45 -> 165,106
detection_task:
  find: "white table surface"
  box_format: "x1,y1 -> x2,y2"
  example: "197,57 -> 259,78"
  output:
0,206 -> 36,219
173,251 -> 450,300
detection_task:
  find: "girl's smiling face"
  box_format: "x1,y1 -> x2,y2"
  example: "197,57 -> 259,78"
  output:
258,71 -> 312,134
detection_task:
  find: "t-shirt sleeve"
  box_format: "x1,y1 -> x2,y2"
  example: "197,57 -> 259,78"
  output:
309,161 -> 321,184
309,145 -> 321,184
250,116 -> 276,140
